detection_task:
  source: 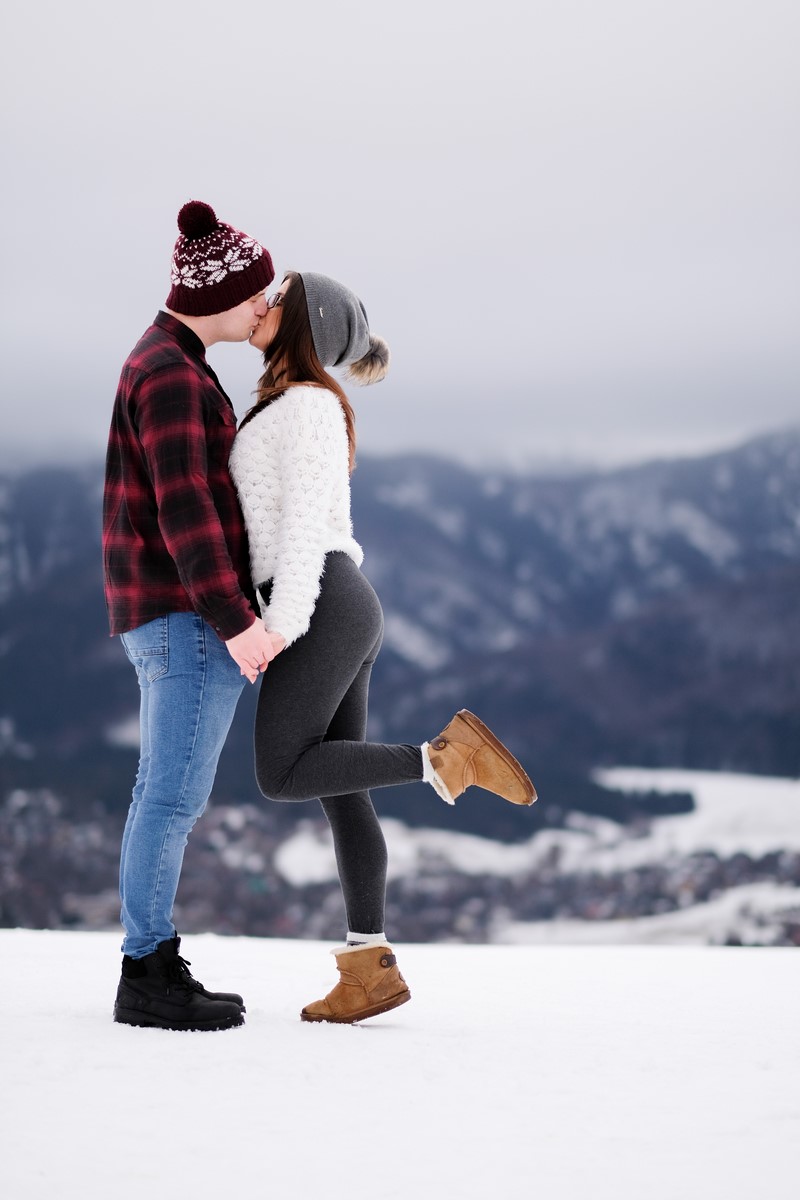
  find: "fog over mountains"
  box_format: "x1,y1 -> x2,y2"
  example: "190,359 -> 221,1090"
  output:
1,431 -> 799,941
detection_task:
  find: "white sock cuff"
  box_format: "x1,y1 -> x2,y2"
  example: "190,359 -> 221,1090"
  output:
346,931 -> 387,946
421,741 -> 455,805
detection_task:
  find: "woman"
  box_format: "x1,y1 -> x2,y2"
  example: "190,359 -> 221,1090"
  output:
229,271 -> 535,1024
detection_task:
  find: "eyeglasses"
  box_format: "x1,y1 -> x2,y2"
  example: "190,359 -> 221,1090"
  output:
265,292 -> 285,310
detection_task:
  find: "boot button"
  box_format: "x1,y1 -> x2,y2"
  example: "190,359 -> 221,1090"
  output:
434,739 -> 447,750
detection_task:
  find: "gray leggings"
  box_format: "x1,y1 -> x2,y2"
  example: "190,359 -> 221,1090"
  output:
254,552 -> 424,933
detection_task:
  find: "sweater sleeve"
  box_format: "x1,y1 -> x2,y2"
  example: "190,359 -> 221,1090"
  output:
261,390 -> 348,645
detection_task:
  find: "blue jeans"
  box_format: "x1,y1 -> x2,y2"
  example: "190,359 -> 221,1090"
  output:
119,612 -> 246,958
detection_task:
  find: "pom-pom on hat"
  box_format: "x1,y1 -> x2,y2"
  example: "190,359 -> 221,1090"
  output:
166,200 -> 275,317
297,272 -> 390,386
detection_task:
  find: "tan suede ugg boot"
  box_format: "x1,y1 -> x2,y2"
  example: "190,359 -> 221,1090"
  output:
300,943 -> 411,1024
427,709 -> 537,806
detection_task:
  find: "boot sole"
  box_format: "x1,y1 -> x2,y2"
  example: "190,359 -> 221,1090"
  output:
300,989 -> 411,1024
113,1006 -> 244,1032
457,709 -> 537,805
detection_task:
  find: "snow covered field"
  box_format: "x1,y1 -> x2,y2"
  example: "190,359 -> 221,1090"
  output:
274,767 -> 800,945
595,767 -> 800,862
499,768 -> 800,944
2,929 -> 798,1200
277,768 -> 800,886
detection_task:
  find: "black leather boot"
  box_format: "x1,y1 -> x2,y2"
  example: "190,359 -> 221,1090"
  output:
114,937 -> 244,1031
167,934 -> 245,1010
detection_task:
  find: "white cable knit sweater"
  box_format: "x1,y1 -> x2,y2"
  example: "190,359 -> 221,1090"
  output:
229,385 -> 363,646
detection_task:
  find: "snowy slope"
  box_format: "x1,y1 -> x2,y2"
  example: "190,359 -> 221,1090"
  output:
276,769 -> 800,886
500,881 -> 800,945
2,930 -> 798,1200
596,767 -> 800,860
5,769 -> 799,945
274,768 -> 800,946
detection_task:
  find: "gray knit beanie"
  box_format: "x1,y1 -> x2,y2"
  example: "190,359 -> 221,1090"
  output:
297,272 -> 390,385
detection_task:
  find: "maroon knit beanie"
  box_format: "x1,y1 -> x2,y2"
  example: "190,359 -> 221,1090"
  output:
165,200 -> 275,317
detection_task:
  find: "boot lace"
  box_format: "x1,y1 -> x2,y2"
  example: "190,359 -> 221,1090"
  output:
163,953 -> 205,996
172,955 -> 206,993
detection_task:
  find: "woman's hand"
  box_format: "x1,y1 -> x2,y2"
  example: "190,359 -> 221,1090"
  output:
225,618 -> 275,683
267,631 -> 287,657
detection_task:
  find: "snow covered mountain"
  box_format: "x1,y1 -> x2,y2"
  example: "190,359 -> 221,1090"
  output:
353,432 -> 800,792
1,431 -> 799,942
1,429 -> 799,815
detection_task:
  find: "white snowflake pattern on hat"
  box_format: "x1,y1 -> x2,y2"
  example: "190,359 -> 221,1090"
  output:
170,231 -> 264,290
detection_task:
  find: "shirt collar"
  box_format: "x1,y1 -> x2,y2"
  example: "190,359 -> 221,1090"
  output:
154,310 -> 208,363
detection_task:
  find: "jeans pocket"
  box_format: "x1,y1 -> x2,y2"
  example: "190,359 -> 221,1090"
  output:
120,616 -> 169,683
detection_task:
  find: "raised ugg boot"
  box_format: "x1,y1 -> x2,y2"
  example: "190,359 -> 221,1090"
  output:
114,937 -> 245,1032
301,943 -> 411,1024
426,709 -> 536,806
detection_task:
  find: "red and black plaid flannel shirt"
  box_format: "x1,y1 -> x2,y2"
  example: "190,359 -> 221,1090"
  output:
103,311 -> 257,641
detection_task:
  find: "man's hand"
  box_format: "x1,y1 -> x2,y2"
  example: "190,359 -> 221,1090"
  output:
225,619 -> 279,683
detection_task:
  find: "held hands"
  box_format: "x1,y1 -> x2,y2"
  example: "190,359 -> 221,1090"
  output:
225,619 -> 284,683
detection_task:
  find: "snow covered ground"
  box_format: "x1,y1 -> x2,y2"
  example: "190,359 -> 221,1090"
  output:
2,929 -> 798,1200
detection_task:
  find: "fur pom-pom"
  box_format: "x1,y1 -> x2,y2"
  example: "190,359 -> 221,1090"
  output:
177,200 -> 218,239
345,334 -> 390,386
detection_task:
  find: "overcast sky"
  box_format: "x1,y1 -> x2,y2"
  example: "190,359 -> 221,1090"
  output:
1,0 -> 798,470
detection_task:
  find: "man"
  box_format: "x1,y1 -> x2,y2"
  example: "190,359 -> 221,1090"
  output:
103,200 -> 278,1031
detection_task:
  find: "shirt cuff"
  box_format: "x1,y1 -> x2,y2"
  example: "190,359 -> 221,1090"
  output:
205,595 -> 257,641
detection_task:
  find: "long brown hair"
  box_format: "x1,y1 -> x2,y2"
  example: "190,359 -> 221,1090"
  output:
239,272 -> 357,473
